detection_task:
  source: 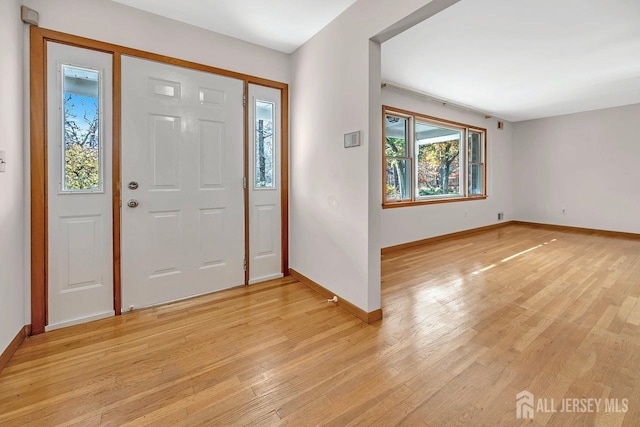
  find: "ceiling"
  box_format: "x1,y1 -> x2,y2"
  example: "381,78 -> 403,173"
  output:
110,0 -> 357,54
382,0 -> 640,122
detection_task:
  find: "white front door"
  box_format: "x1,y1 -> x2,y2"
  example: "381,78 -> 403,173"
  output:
121,56 -> 245,310
46,43 -> 114,330
248,84 -> 283,284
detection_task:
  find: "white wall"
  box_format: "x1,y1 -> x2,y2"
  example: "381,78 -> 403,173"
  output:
290,0 -> 456,312
380,88 -> 514,248
513,103 -> 640,233
23,0 -> 291,83
0,0 -> 26,354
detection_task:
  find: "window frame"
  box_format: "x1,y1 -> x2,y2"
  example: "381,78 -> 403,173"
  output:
414,118 -> 465,201
467,128 -> 485,197
253,98 -> 277,190
384,112 -> 413,201
382,105 -> 487,208
59,62 -> 105,194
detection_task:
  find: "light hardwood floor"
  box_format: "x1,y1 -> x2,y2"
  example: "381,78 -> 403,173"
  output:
1,224 -> 640,426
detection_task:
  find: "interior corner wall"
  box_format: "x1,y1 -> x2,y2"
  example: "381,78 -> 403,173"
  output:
367,40 -> 382,311
380,88 -> 514,248
0,0 -> 26,354
22,0 -> 291,84
290,0 -> 439,312
512,103 -> 640,233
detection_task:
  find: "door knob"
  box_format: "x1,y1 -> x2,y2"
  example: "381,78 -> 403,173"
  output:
128,181 -> 139,190
127,199 -> 139,208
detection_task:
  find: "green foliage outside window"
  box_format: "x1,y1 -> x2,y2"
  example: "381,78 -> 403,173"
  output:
417,139 -> 460,196
64,92 -> 100,191
65,143 -> 100,190
386,136 -> 409,199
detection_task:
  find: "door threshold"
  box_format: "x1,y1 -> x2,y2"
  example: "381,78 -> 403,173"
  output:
248,273 -> 284,285
45,310 -> 115,332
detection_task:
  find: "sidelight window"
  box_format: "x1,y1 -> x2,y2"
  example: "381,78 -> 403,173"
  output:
61,65 -> 102,192
255,100 -> 275,188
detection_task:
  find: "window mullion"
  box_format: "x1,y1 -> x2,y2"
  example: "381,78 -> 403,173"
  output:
463,128 -> 468,197
410,116 -> 416,201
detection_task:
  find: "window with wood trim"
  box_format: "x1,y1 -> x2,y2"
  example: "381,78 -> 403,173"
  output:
62,65 -> 103,193
383,106 -> 486,207
255,100 -> 275,189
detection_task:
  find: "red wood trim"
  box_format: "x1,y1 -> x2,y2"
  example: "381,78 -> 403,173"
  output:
30,26 -> 47,335
112,53 -> 122,314
243,80 -> 250,285
0,326 -> 29,374
483,128 -> 488,202
511,221 -> 640,240
280,86 -> 290,275
383,105 -> 488,133
383,195 -> 488,209
381,221 -> 513,254
33,27 -> 288,90
289,269 -> 383,324
382,221 -> 640,255
381,106 -> 388,216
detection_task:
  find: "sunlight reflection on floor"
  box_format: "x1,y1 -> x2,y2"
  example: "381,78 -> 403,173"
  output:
472,238 -> 558,275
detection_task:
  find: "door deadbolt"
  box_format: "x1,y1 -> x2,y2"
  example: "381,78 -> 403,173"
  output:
128,181 -> 139,190
127,199 -> 139,208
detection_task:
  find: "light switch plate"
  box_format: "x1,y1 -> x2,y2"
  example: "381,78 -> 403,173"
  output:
344,131 -> 361,148
0,151 -> 6,173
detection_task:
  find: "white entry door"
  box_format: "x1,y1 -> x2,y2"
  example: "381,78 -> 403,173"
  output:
121,56 -> 245,310
46,43 -> 114,330
248,84 -> 282,284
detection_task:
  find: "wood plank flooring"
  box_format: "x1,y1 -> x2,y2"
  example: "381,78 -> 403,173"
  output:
1,224 -> 640,425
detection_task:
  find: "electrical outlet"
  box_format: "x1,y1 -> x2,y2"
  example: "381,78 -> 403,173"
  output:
562,208 -> 567,215
497,212 -> 504,221
0,150 -> 6,173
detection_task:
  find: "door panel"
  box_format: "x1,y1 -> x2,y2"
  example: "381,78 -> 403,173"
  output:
248,85 -> 283,284
46,42 -> 114,330
199,121 -> 224,187
121,56 -> 244,310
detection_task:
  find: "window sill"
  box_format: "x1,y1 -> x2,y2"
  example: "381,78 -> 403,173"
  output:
382,195 -> 488,209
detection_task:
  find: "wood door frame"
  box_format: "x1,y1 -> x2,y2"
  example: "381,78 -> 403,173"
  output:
30,26 -> 290,335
